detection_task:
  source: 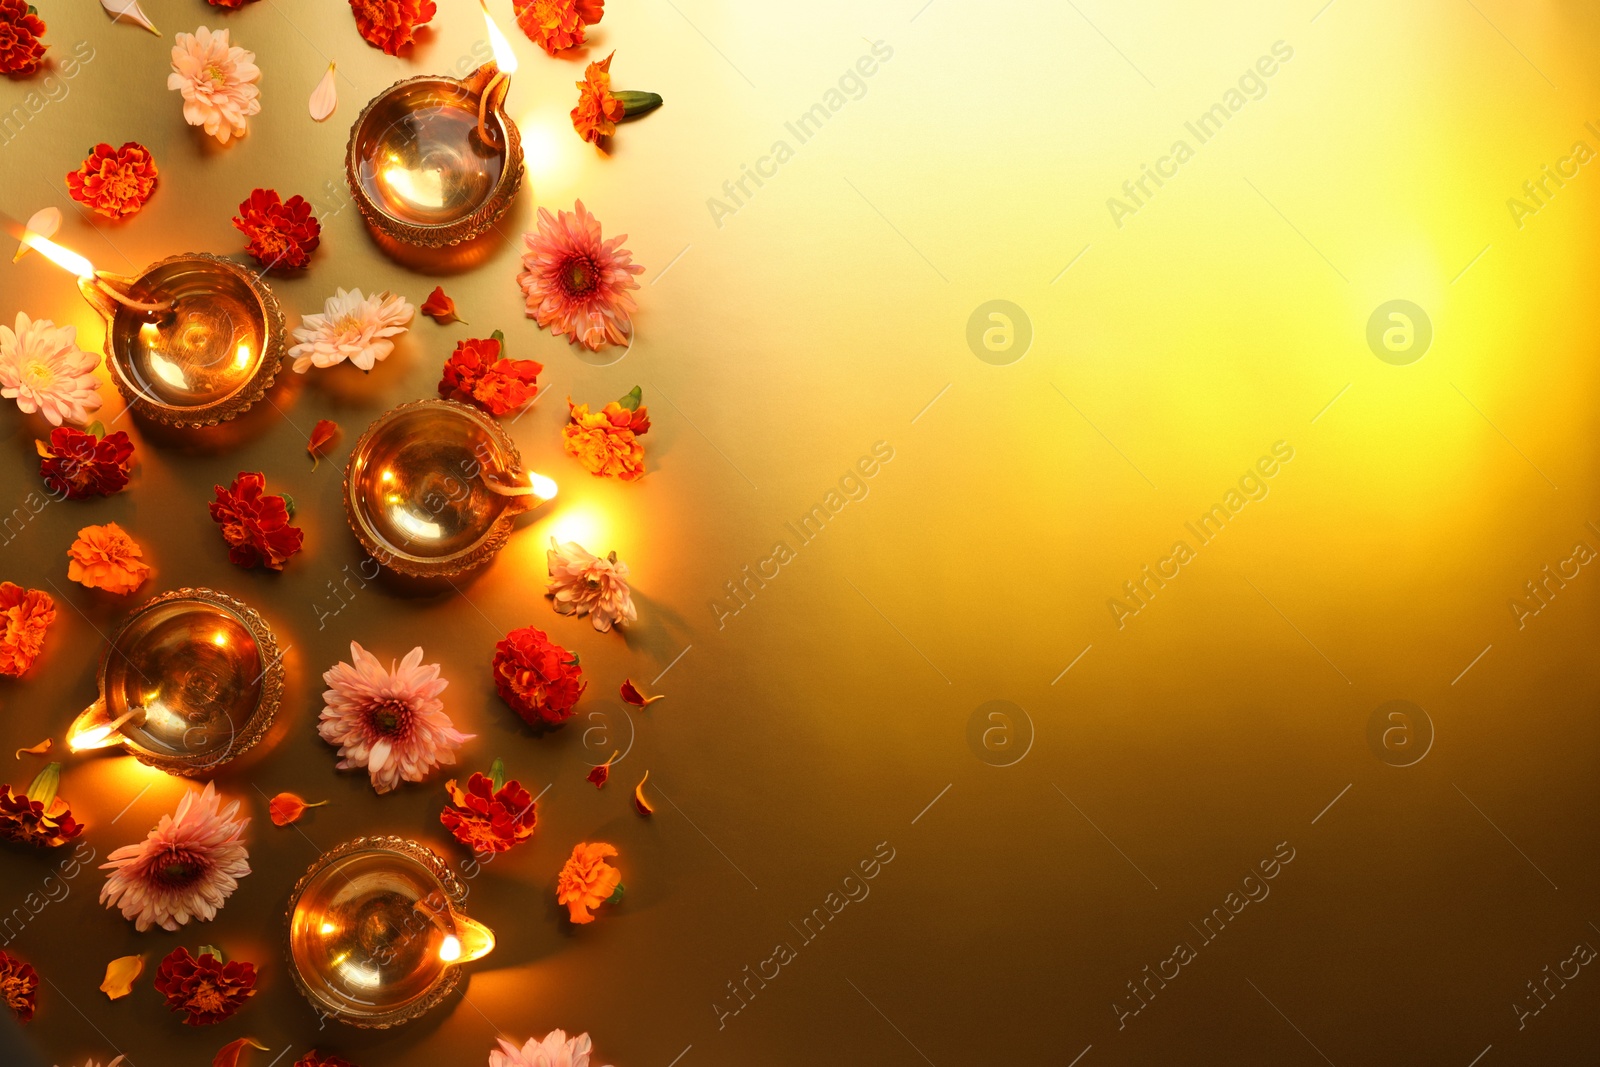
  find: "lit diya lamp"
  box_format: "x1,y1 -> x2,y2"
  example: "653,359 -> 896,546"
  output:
343,398 -> 557,578
24,233 -> 286,427
67,588 -> 284,776
285,836 -> 496,1028
345,1 -> 525,248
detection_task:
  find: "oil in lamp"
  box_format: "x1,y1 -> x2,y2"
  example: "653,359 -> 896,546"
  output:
66,588 -> 284,775
345,1 -> 525,248
23,234 -> 287,428
343,398 -> 556,578
285,836 -> 496,1028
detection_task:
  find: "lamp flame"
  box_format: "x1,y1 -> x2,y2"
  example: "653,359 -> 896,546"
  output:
480,0 -> 518,74
68,706 -> 141,752
530,473 -> 558,500
25,234 -> 95,279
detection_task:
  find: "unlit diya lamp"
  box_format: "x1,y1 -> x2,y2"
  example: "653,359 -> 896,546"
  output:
286,836 -> 495,1028
344,398 -> 556,578
67,588 -> 284,776
26,235 -> 285,428
346,3 -> 524,247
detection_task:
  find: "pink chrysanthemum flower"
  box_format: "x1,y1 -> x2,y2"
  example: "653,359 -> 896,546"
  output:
489,1030 -> 610,1067
517,200 -> 643,351
318,642 -> 473,794
167,27 -> 262,145
0,313 -> 101,427
547,538 -> 635,632
99,783 -> 250,933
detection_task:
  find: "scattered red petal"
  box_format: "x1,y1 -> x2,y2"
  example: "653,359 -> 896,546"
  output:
308,419 -> 339,469
213,1038 -> 269,1067
420,286 -> 463,325
633,770 -> 654,815
586,750 -> 617,790
268,792 -> 327,827
620,678 -> 665,707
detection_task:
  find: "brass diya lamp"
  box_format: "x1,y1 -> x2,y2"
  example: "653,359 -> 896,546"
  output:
27,236 -> 286,428
343,398 -> 556,578
285,836 -> 495,1028
345,4 -> 524,247
67,588 -> 284,776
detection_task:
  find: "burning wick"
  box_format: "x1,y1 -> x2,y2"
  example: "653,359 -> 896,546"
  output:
69,706 -> 142,752
476,0 -> 519,150
25,233 -> 173,314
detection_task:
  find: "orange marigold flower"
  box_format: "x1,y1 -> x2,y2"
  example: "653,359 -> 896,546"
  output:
0,0 -> 46,78
0,582 -> 53,677
349,0 -> 437,55
571,52 -> 624,145
440,770 -> 537,853
556,841 -> 620,924
66,142 -> 158,219
0,949 -> 38,1023
67,522 -> 152,596
561,389 -> 650,481
0,763 -> 84,848
515,0 -> 603,56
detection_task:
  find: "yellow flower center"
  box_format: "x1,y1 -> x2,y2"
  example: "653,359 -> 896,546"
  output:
21,359 -> 54,391
1,974 -> 30,1012
186,980 -> 228,1014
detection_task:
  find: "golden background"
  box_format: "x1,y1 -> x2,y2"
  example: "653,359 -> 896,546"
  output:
1,0 -> 1598,1063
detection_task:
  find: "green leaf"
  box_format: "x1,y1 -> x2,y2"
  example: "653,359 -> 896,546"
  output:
489,757 -> 506,794
24,762 -> 60,806
197,945 -> 223,963
490,329 -> 505,344
85,421 -> 106,439
614,91 -> 664,120
617,386 -> 643,411
280,493 -> 296,518
606,882 -> 626,905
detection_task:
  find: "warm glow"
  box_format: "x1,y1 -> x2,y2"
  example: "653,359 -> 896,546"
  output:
212,631 -> 229,647
234,343 -> 252,369
438,935 -> 461,962
68,705 -> 141,752
530,473 -> 558,500
68,725 -> 115,752
25,234 -> 95,279
320,922 -> 337,936
480,0 -> 518,74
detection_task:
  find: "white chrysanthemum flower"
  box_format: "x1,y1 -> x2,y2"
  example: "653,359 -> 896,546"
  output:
0,313 -> 101,427
289,288 -> 415,373
167,27 -> 262,144
546,538 -> 636,632
489,1030 -> 609,1067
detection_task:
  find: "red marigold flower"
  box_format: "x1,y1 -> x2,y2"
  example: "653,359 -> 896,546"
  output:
514,0 -> 603,56
153,947 -> 256,1026
66,142 -> 158,219
492,626 -> 586,728
0,763 -> 84,848
440,771 -> 537,853
0,582 -> 53,678
349,0 -> 437,56
0,949 -> 38,1023
438,335 -> 542,417
208,0 -> 263,7
209,472 -> 304,571
37,426 -> 134,500
295,1053 -> 360,1067
232,188 -> 321,270
0,0 -> 46,78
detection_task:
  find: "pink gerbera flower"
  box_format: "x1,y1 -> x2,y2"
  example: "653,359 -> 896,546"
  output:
318,642 -> 474,794
99,783 -> 250,932
517,200 -> 643,351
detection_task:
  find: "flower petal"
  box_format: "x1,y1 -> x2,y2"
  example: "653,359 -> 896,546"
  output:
100,0 -> 160,35
14,208 -> 61,263
307,419 -> 339,468
100,954 -> 143,999
13,739 -> 51,759
633,770 -> 654,815
212,1038 -> 269,1067
619,679 -> 664,706
420,286 -> 464,325
268,792 -> 327,827
309,63 -> 338,122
